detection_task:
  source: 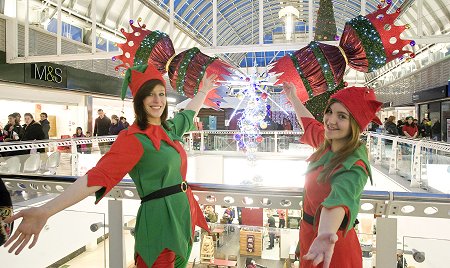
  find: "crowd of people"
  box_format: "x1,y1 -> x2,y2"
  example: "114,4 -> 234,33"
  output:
370,115 -> 442,141
0,112 -> 49,156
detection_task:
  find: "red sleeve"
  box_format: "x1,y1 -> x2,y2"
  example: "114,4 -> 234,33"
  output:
86,130 -> 144,203
299,117 -> 325,148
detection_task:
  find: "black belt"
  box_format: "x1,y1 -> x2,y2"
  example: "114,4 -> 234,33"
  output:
141,181 -> 188,204
302,211 -> 359,230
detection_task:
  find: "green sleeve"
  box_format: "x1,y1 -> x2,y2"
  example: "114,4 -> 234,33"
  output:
321,165 -> 368,232
166,110 -> 196,137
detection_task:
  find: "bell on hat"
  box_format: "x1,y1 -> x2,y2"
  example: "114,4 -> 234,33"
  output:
121,64 -> 165,100
330,87 -> 383,132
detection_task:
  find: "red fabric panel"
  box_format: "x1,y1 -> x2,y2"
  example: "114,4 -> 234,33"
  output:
241,207 -> 263,227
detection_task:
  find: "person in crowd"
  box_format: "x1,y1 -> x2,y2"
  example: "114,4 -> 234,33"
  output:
12,112 -> 22,127
283,117 -> 293,130
120,116 -> 130,128
39,113 -> 50,139
277,209 -> 286,228
266,212 -> 276,250
93,109 -> 111,154
4,64 -> 217,268
72,127 -> 87,153
109,114 -> 125,135
396,119 -> 405,136
222,206 -> 235,224
419,118 -> 431,138
402,116 -> 418,139
384,116 -> 398,135
22,113 -> 45,142
369,121 -> 379,132
3,114 -> 22,142
85,131 -> 92,154
283,82 -> 381,268
93,109 -> 111,137
431,120 -> 441,141
21,113 -> 45,154
204,205 -> 218,223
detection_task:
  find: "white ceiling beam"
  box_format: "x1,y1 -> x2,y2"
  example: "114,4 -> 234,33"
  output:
7,33 -> 449,64
213,0 -> 217,47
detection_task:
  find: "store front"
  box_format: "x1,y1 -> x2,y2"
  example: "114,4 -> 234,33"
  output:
414,85 -> 449,142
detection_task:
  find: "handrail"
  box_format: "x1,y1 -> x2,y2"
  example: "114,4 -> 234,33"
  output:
2,174 -> 449,204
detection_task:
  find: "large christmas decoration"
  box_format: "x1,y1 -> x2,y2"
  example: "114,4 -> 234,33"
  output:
112,1 -> 413,152
113,19 -> 232,109
271,1 -> 414,109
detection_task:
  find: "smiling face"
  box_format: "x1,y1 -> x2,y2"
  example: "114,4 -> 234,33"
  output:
143,84 -> 167,125
323,102 -> 352,150
24,115 -> 33,125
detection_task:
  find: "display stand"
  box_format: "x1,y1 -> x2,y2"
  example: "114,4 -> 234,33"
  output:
239,230 -> 262,256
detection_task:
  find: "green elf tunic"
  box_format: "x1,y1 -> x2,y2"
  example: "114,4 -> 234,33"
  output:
86,110 -> 208,267
299,117 -> 372,268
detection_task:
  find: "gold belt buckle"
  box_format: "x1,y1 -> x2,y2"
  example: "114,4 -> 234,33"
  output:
180,181 -> 188,192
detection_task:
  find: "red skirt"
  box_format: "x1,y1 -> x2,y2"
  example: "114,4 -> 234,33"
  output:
136,249 -> 175,268
299,221 -> 362,268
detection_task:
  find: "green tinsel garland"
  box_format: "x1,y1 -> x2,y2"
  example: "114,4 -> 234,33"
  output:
175,47 -> 200,95
133,30 -> 167,66
305,80 -> 345,122
348,16 -> 386,72
193,57 -> 216,95
309,41 -> 336,91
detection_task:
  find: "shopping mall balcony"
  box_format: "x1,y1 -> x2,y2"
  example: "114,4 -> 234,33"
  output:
1,130 -> 449,268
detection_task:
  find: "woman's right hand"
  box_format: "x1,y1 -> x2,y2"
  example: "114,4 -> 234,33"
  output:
282,82 -> 298,102
3,207 -> 50,255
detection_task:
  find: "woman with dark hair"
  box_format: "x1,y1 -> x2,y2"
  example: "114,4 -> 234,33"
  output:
5,64 -> 217,268
402,116 -> 418,139
283,82 -> 382,268
108,114 -> 125,135
72,127 -> 87,153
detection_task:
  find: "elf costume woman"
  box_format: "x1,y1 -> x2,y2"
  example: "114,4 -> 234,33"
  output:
284,83 -> 382,268
3,64 -> 217,268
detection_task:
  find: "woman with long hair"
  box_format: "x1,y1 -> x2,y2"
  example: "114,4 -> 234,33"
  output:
72,127 -> 87,153
4,64 -> 218,268
283,82 -> 382,268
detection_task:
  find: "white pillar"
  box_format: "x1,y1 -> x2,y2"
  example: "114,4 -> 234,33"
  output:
376,217 -> 397,268
108,199 -> 125,268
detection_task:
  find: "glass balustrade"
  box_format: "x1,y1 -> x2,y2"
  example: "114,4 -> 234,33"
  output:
0,204 -> 107,268
401,236 -> 450,268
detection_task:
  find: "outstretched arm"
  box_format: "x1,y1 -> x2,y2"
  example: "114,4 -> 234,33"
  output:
4,175 -> 101,255
302,207 -> 345,268
282,82 -> 314,130
185,74 -> 218,117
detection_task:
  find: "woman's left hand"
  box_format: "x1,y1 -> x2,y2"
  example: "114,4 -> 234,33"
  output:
199,73 -> 219,94
302,232 -> 338,268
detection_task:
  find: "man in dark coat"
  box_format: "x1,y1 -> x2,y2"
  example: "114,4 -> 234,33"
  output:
93,109 -> 111,136
22,113 -> 45,141
93,109 -> 111,154
39,112 -> 50,139
22,113 -> 45,154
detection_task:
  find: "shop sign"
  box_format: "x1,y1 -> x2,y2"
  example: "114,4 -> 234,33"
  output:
31,63 -> 64,84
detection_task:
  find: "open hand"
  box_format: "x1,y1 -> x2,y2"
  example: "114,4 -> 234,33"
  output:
303,232 -> 338,268
282,82 -> 298,101
3,207 -> 49,255
199,73 -> 219,94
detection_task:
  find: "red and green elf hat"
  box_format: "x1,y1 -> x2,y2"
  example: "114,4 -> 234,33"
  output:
121,64 -> 165,100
